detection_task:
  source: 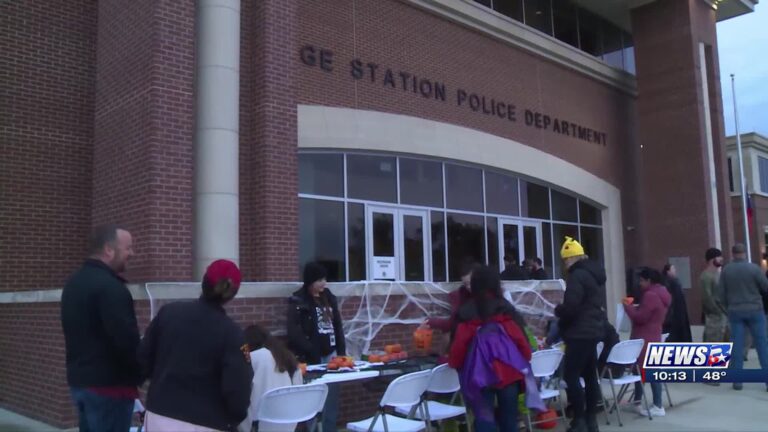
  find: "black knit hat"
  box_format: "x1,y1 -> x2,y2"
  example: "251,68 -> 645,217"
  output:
705,248 -> 722,262
303,262 -> 328,288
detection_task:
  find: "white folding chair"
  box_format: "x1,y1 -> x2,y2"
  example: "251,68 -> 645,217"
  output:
659,333 -> 674,407
395,364 -> 467,429
255,383 -> 329,431
527,349 -> 566,430
130,399 -> 145,432
601,339 -> 650,426
347,370 -> 432,432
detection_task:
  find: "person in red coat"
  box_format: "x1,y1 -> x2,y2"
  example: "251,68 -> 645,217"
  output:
426,261 -> 477,332
449,266 -> 532,432
623,267 -> 671,417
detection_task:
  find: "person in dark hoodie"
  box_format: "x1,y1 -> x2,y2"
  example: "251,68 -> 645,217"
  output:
555,236 -> 607,432
287,262 -> 346,432
501,255 -> 529,281
661,263 -> 693,343
139,259 -> 253,432
623,267 -> 671,417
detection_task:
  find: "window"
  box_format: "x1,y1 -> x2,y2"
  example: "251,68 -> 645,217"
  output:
400,158 -> 444,207
542,222 -> 553,275
298,151 -> 605,282
759,156 -> 768,193
578,9 -> 602,56
347,154 -> 397,202
552,223 -> 579,278
580,226 -> 604,264
447,213 -> 485,280
520,181 -> 550,219
485,171 -> 519,216
348,203 -> 366,280
487,216 -> 499,269
473,0 -> 635,74
299,198 -> 346,281
524,0 -> 553,35
553,0 -> 579,48
299,153 -> 344,197
601,22 -> 623,69
727,157 -> 734,193
432,211 -> 447,282
622,32 -> 636,74
494,0 -> 524,22
579,200 -> 602,225
551,189 -> 578,222
446,164 -> 484,212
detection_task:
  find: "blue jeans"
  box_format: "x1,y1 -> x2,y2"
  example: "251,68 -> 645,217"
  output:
307,354 -> 340,432
70,388 -> 134,432
634,382 -> 662,408
729,310 -> 768,383
474,383 -> 520,432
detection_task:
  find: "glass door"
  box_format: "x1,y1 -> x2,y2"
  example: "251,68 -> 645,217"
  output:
366,206 -> 430,281
497,218 -> 543,273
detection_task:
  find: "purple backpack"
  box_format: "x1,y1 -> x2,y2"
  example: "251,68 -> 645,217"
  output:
458,322 -> 545,422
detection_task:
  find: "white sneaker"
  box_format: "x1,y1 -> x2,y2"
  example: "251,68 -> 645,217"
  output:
636,405 -> 666,417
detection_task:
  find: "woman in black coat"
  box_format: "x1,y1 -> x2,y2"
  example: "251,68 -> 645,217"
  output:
286,262 -> 346,432
662,264 -> 693,343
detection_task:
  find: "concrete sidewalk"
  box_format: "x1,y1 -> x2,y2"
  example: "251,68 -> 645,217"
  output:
591,380 -> 768,432
0,408 -> 70,432
3,381 -> 766,432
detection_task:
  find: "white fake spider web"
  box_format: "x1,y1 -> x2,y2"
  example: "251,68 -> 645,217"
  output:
333,280 -> 565,358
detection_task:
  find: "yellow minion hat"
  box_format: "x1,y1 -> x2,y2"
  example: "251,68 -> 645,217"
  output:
560,236 -> 585,259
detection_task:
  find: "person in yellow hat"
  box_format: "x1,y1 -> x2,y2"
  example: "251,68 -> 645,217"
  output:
555,237 -> 607,432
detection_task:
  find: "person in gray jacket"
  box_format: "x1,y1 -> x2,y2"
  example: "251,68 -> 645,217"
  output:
718,243 -> 768,390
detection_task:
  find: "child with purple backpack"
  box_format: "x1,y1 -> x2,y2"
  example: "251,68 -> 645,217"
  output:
448,266 -> 544,432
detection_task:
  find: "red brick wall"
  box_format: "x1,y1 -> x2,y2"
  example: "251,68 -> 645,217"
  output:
240,0 -> 300,281
296,0 -> 636,189
91,0 -> 195,283
0,0 -> 97,292
631,0 -> 732,324
0,303 -> 73,426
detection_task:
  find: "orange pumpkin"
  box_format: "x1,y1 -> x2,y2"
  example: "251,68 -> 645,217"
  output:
534,409 -> 558,429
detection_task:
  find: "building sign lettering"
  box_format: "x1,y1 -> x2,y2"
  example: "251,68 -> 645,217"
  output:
300,45 -> 608,146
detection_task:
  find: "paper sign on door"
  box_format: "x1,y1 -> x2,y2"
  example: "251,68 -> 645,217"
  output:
372,256 -> 396,280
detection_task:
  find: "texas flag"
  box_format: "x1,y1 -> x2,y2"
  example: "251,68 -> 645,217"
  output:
747,192 -> 754,231
707,344 -> 732,367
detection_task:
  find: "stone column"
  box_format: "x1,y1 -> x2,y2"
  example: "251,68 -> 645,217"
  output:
194,0 -> 241,278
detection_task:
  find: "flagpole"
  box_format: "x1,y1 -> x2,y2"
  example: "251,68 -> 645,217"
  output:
732,74 -> 752,262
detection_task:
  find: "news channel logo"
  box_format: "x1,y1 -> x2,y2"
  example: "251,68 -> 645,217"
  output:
643,343 -> 733,369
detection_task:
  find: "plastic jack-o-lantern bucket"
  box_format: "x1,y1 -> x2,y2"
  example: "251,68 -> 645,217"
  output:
413,326 -> 433,352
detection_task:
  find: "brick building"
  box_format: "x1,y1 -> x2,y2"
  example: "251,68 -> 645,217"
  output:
726,133 -> 768,264
0,0 -> 755,427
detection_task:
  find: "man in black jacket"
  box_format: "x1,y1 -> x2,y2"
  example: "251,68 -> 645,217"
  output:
555,236 -> 607,432
61,224 -> 140,432
530,257 -> 549,280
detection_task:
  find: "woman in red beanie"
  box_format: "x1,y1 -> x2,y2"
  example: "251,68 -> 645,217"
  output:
139,259 -> 254,432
